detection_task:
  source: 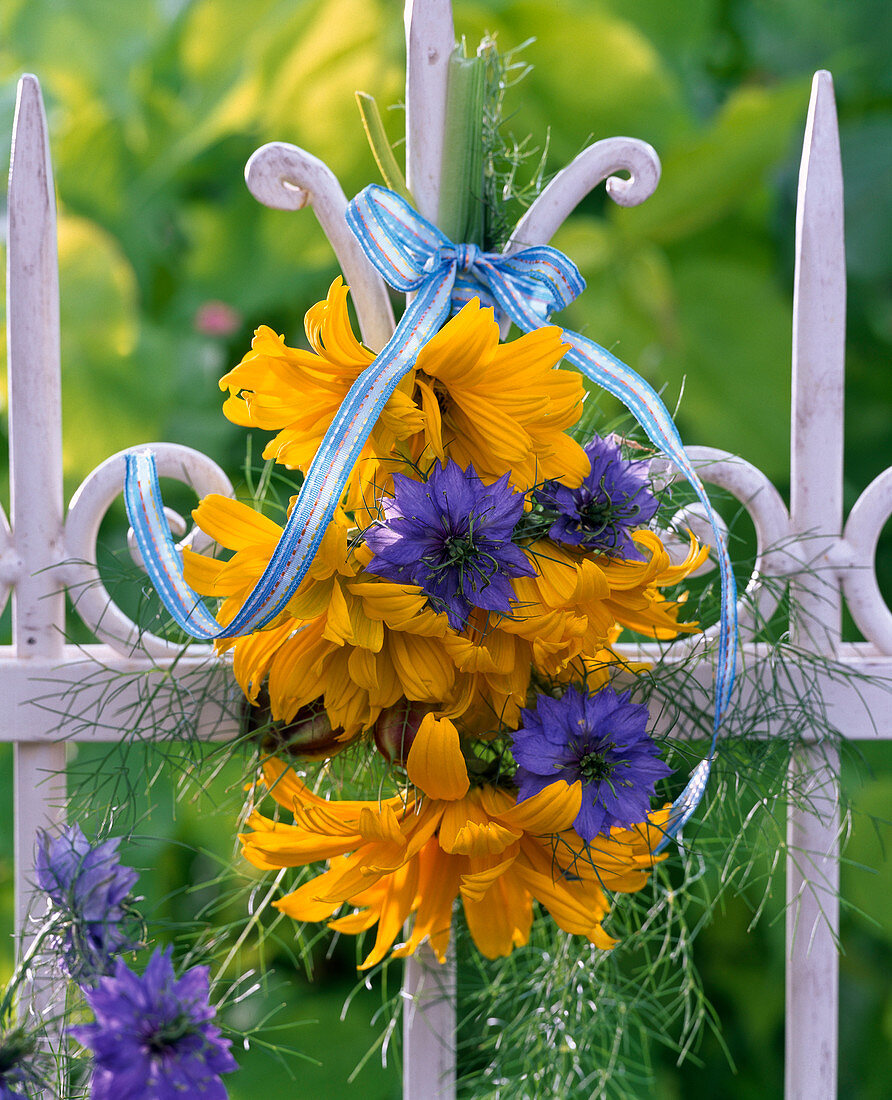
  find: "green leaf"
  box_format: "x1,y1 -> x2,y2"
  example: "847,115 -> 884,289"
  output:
438,49 -> 485,244
454,1 -> 692,163
54,216 -> 160,482
355,91 -> 414,204
663,253 -> 793,476
613,80 -> 809,245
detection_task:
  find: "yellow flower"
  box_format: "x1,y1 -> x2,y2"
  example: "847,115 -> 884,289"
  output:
412,300 -> 590,489
183,494 -> 463,736
435,529 -> 707,727
221,281 -> 589,508
184,493 -> 707,738
598,529 -> 708,638
218,278 -> 422,512
239,717 -> 667,967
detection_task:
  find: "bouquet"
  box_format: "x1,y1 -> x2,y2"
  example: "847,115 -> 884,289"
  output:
124,29 -> 738,974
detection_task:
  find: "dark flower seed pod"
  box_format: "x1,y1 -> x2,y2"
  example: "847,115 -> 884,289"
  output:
246,692 -> 348,760
373,699 -> 429,765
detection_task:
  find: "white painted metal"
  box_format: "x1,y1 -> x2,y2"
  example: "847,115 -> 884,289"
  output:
652,446 -> 795,642
2,8 -> 891,1100
401,3 -> 458,1091
404,0 -> 454,225
506,136 -> 662,252
63,444 -> 233,657
402,945 -> 457,1099
785,70 -> 846,1100
0,505 -> 14,612
0,646 -> 237,744
244,143 -> 395,352
840,467 -> 892,652
6,75 -> 68,1029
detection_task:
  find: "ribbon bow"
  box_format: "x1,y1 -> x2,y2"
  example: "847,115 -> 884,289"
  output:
126,184 -> 737,846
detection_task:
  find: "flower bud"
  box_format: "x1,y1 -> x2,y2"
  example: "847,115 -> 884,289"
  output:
373,699 -> 429,765
248,695 -> 347,760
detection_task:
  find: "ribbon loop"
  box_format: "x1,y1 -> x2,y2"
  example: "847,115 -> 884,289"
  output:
347,185 -> 451,292
349,186 -> 585,323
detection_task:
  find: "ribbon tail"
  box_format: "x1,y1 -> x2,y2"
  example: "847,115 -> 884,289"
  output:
124,452 -> 225,640
124,271 -> 455,641
560,330 -> 738,739
483,270 -> 735,838
652,758 -> 712,854
558,331 -> 735,840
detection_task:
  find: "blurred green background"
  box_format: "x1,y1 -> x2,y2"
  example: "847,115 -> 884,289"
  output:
1,0 -> 890,1096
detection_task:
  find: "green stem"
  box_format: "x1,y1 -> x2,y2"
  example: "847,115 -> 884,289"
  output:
437,46 -> 485,245
355,92 -> 415,206
0,912 -> 63,1024
212,868 -> 287,985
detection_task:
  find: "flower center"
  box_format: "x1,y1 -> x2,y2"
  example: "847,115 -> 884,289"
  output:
422,521 -> 500,594
579,496 -> 618,537
441,533 -> 472,562
418,374 -> 450,417
576,746 -> 616,782
145,1014 -> 194,1053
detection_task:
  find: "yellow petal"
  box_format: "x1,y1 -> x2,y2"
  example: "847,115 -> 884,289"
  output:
391,842 -> 459,963
488,779 -> 582,834
462,868 -> 533,958
459,853 -> 518,903
388,631 -> 455,700
574,558 -> 610,604
406,714 -> 470,801
355,860 -> 420,970
192,494 -> 282,550
181,548 -> 228,596
415,378 -> 447,463
449,820 -> 519,857
358,804 -> 406,846
512,862 -> 607,937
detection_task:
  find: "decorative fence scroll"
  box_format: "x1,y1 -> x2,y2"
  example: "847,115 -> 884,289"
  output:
2,2 -> 891,1097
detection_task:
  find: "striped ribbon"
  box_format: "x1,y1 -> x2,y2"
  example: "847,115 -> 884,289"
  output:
125,184 -> 737,848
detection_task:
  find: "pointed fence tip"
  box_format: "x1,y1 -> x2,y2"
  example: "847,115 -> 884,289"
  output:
12,72 -> 49,142
801,69 -> 841,169
806,71 -> 839,136
15,73 -> 45,116
9,70 -> 54,206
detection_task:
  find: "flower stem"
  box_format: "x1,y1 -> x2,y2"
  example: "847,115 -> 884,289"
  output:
437,44 -> 485,245
0,912 -> 62,1024
355,92 -> 415,206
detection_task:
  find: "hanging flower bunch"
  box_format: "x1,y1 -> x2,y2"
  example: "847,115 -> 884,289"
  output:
179,278 -> 709,966
121,19 -> 740,983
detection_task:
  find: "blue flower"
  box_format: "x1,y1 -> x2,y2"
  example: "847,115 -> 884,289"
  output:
70,948 -> 237,1100
365,460 -> 535,630
35,824 -> 139,983
535,434 -> 658,559
511,685 -> 672,841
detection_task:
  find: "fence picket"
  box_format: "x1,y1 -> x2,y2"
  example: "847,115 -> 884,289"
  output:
785,70 -> 847,1100
6,75 -> 67,1030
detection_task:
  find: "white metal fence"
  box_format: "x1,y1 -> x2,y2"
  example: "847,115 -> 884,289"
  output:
2,2 -> 891,1096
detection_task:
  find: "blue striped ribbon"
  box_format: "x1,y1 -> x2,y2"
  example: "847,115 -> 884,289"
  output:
125,184 -> 736,846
